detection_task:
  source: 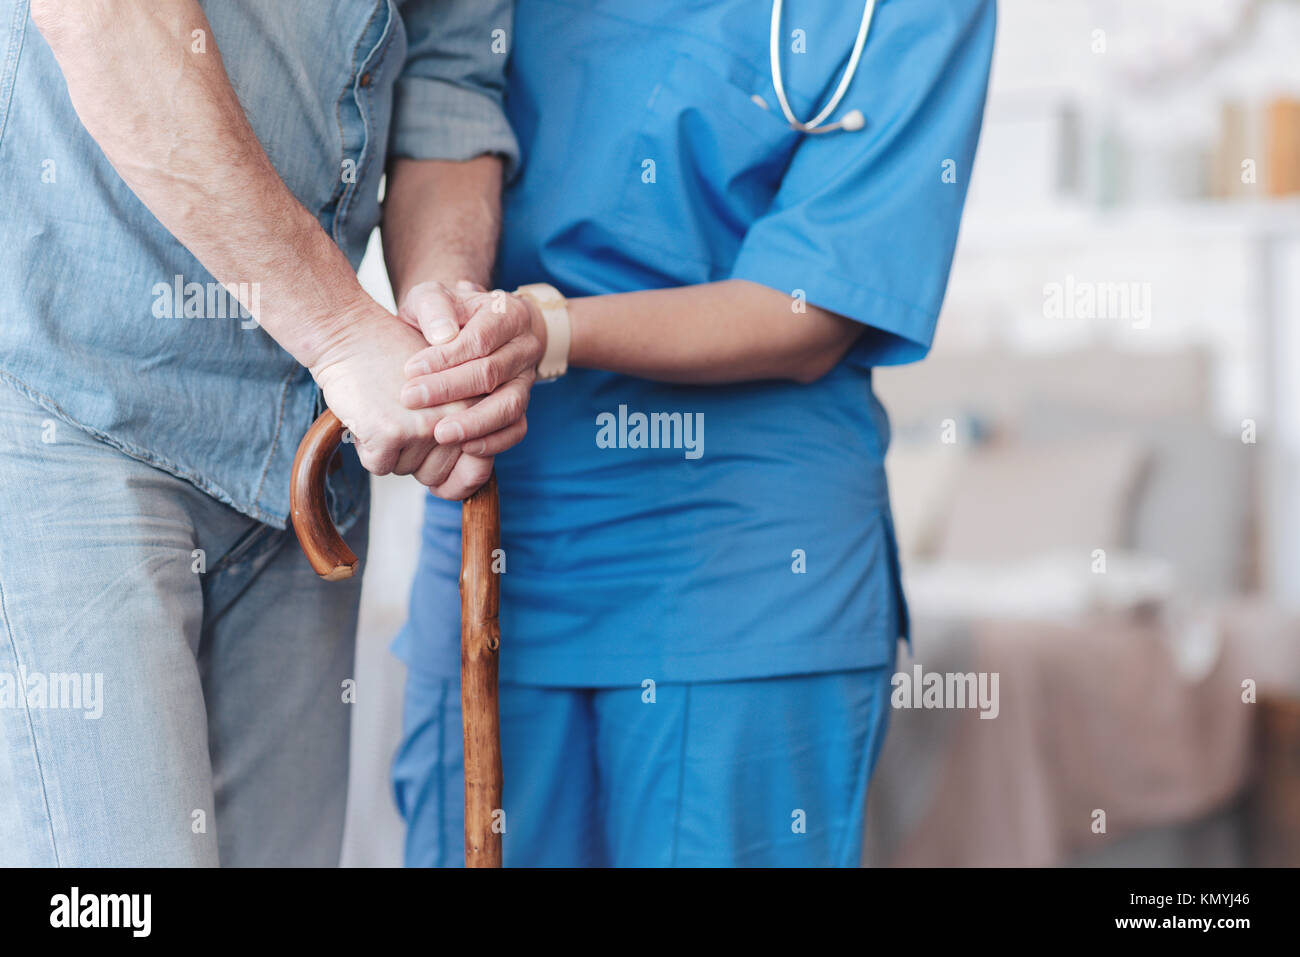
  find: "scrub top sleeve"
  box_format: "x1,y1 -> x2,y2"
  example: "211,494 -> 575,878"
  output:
728,0 -> 996,367
389,0 -> 521,178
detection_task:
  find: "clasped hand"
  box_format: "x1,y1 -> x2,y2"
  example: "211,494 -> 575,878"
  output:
308,281 -> 542,500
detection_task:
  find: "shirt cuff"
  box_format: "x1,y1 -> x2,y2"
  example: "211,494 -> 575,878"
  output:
390,77 -> 521,181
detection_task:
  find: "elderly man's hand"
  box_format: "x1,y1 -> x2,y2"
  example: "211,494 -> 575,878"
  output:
306,298 -> 492,501
398,281 -> 543,453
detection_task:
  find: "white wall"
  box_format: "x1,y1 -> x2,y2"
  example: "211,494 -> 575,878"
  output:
339,230 -> 417,867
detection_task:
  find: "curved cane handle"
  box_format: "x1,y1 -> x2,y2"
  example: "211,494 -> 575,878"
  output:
290,410 -> 359,581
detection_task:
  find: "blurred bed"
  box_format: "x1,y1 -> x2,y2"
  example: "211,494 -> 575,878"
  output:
864,347 -> 1300,866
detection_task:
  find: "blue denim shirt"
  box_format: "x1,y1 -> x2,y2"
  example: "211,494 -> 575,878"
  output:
0,0 -> 518,527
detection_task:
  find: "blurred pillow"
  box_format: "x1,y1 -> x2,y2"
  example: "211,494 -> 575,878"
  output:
935,435 -> 1149,563
902,549 -> 1177,622
1020,404 -> 1253,595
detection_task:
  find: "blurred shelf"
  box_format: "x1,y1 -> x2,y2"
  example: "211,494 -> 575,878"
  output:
958,197 -> 1300,252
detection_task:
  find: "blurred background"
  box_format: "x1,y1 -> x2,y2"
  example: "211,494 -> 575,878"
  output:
342,0 -> 1300,866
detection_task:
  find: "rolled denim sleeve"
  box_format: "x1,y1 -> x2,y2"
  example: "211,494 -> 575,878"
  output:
391,0 -> 520,177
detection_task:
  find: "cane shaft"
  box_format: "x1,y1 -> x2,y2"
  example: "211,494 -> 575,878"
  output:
460,472 -> 502,868
292,412 -> 502,865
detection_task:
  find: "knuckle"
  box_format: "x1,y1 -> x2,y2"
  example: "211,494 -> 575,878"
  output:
362,448 -> 392,475
485,358 -> 507,391
421,347 -> 448,372
509,298 -> 530,327
500,389 -> 526,422
464,327 -> 490,357
469,363 -> 494,396
374,421 -> 402,447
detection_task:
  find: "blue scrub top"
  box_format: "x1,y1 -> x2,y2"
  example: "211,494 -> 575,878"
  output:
396,0 -> 996,686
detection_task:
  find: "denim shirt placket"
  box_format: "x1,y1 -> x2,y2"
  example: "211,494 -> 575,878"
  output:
317,1 -> 398,533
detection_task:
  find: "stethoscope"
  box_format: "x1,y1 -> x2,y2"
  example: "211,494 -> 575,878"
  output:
754,0 -> 875,134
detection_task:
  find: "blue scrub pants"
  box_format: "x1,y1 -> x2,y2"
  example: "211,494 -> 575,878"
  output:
393,663 -> 895,867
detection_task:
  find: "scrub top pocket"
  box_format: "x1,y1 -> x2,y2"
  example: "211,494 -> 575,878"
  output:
615,52 -> 802,277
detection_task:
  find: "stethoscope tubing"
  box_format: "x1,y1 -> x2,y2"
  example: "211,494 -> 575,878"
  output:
768,0 -> 876,133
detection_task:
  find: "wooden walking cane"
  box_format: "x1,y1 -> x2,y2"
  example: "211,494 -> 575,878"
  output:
289,409 -> 504,867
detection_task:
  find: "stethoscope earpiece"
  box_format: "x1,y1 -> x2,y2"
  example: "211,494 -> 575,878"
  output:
768,0 -> 875,136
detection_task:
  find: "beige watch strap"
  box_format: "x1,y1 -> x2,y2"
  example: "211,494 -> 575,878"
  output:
515,282 -> 571,381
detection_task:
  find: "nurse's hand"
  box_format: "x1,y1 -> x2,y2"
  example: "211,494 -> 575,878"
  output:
385,281 -> 502,499
400,282 -> 543,454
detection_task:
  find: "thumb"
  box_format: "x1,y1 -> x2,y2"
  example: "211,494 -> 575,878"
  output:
399,281 -> 463,345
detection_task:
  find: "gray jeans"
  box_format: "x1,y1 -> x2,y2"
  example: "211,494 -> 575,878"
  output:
0,384 -> 368,865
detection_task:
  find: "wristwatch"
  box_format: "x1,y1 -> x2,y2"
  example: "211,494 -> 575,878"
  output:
514,282 -> 571,381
